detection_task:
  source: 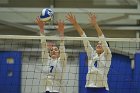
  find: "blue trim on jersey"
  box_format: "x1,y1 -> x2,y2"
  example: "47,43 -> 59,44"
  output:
94,61 -> 98,67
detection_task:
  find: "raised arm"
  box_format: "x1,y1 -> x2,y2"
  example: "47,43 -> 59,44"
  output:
66,13 -> 95,58
88,13 -> 103,36
35,17 -> 49,63
35,17 -> 45,36
89,13 -> 111,55
65,13 -> 84,36
57,20 -> 67,67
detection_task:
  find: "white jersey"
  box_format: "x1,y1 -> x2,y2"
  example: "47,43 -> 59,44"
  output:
41,57 -> 63,79
82,33 -> 112,90
39,40 -> 67,93
40,57 -> 64,93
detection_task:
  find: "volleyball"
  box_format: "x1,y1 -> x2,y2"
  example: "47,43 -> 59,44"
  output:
40,8 -> 54,22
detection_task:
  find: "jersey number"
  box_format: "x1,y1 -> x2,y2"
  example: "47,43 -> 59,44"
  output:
50,66 -> 54,73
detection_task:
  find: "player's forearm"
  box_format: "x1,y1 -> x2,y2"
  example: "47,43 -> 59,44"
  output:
94,23 -> 112,54
59,40 -> 67,59
39,29 -> 45,36
81,33 -> 94,58
59,40 -> 65,53
73,23 -> 84,36
59,41 -> 67,69
99,35 -> 111,54
94,23 -> 103,37
40,37 -> 49,63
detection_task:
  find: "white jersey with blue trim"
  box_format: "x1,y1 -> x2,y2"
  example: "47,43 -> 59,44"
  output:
81,33 -> 112,90
40,57 -> 64,93
39,40 -> 67,93
41,57 -> 63,79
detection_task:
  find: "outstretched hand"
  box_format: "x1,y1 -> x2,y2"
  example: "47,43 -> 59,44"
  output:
35,16 -> 45,34
88,12 -> 97,26
65,12 -> 77,25
57,19 -> 64,38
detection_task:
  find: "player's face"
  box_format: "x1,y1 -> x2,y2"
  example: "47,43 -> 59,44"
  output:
49,46 -> 60,59
96,42 -> 104,55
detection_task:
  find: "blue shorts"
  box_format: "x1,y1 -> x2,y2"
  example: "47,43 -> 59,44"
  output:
86,87 -> 109,93
45,91 -> 59,93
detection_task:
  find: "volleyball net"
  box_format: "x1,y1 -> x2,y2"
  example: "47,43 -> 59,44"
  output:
0,35 -> 140,93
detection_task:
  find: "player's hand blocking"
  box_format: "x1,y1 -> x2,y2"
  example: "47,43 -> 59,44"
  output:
57,20 -> 65,39
88,13 -> 97,26
35,16 -> 45,35
65,12 -> 77,25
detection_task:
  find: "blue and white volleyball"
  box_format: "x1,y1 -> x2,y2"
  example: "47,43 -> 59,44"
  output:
40,8 -> 54,22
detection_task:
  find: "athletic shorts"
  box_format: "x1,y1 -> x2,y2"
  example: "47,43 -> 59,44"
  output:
86,87 -> 109,93
45,91 -> 59,93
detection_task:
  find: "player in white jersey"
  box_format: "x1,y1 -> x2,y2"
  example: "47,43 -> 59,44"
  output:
66,13 -> 112,93
36,17 -> 67,93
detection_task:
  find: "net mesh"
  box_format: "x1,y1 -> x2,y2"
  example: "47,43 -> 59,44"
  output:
0,35 -> 139,93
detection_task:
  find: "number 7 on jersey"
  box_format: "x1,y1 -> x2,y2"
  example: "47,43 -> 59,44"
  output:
50,66 -> 54,73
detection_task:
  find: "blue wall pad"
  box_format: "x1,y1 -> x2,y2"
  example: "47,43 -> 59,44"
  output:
133,53 -> 140,93
0,51 -> 22,93
79,52 -> 88,93
108,53 -> 132,93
